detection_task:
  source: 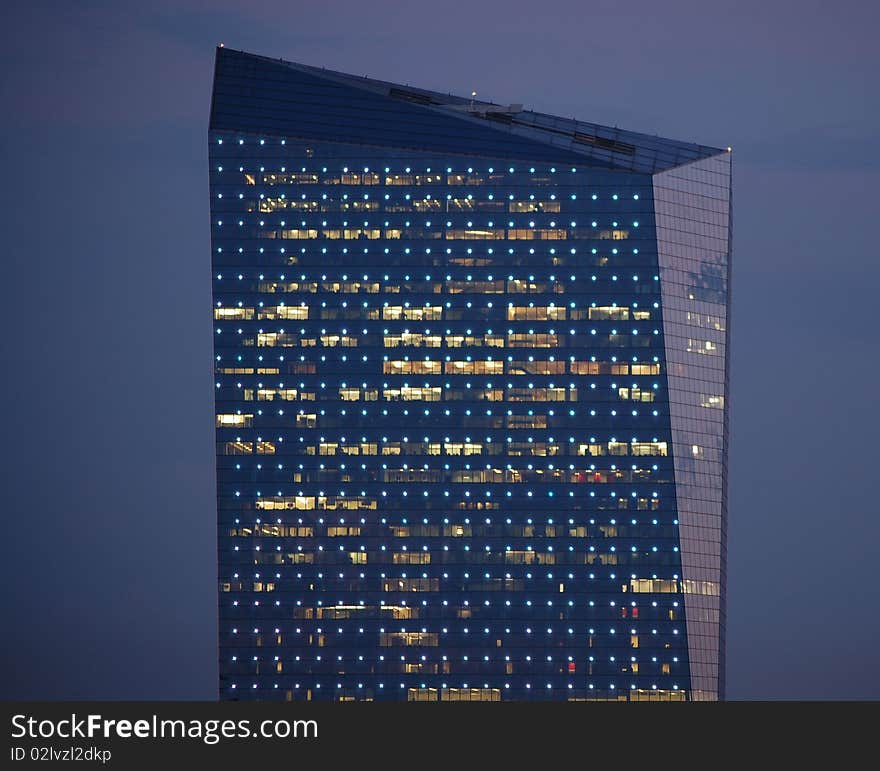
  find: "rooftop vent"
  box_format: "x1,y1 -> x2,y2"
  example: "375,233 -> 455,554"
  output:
388,87 -> 435,106
573,132 -> 636,155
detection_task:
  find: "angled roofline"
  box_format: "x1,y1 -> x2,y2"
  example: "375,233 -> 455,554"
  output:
210,46 -> 727,174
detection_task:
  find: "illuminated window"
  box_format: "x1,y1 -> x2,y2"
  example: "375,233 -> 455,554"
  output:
445,360 -> 503,375
589,306 -> 630,320
223,441 -> 253,455
383,360 -> 442,375
507,306 -> 566,321
258,305 -> 309,320
629,578 -> 679,593
214,307 -> 254,320
216,414 -> 252,427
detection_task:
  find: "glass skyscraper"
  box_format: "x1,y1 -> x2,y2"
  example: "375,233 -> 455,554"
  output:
209,47 -> 731,702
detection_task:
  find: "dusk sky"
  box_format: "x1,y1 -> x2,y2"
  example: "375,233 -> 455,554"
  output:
2,0 -> 878,700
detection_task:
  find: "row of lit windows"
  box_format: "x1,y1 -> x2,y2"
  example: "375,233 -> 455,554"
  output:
216,402 -> 664,420
232,384 -> 657,402
217,252 -> 653,268
223,655 -> 677,675
222,588 -> 690,602
229,553 -> 681,568
225,547 -> 680,576
225,472 -> 667,488
219,255 -> 648,272
217,360 -> 661,375
224,545 -> 679,560
223,215 -> 636,229
248,227 -> 633,242
222,688 -> 686,702
224,655 -> 678,671
225,533 -> 677,547
220,315 -> 656,330
223,553 -> 679,569
224,462 -> 664,484
225,309 -> 658,327
244,495 -> 663,510
215,249 -> 648,266
225,583 -> 684,601
225,551 -> 676,565
222,686 -> 685,702
220,573 -> 690,589
226,465 -> 663,484
210,156 -> 648,191
233,453 -> 667,469
224,393 -> 654,410
244,255 -> 649,269
245,197 -> 577,209
230,190 -> 642,207
223,439 -> 664,458
228,656 -> 678,675
219,277 -> 656,293
225,566 -> 684,579
225,602 -> 682,625
250,198 -> 571,214
221,204 -> 637,218
220,322 -> 657,336
238,333 -> 659,349
226,522 -> 677,537
213,412 -> 608,429
230,167 -> 643,189
229,606 -> 682,626
215,411 -> 667,427
222,656 -> 678,677
220,566 -> 685,583
224,334 -> 662,351
223,625 -> 679,641
216,305 -> 649,321
217,215 -> 637,230
217,430 -> 667,454
226,209 -> 637,225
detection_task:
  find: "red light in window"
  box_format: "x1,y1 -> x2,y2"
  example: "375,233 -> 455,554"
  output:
568,662 -> 576,673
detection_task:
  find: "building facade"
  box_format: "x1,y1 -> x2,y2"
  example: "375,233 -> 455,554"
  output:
209,47 -> 732,702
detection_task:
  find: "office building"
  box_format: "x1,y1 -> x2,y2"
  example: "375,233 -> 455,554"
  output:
209,46 -> 732,701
